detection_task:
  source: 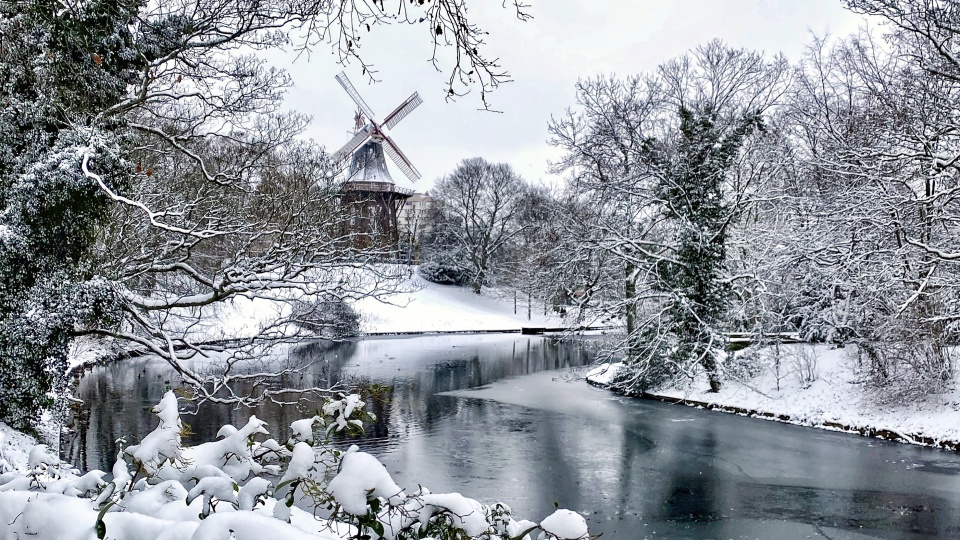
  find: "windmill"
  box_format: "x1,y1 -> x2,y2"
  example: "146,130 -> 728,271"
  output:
331,71 -> 423,249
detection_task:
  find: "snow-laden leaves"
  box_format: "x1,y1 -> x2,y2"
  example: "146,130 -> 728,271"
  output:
327,446 -> 405,515
0,391 -> 591,539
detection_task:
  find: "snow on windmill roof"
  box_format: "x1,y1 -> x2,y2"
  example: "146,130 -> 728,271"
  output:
331,71 -> 423,190
348,140 -> 395,184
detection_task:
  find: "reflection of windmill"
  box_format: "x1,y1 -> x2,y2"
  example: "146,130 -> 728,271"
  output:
331,71 -> 422,249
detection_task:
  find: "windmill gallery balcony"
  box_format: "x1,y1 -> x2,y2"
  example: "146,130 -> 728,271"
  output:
340,181 -> 414,197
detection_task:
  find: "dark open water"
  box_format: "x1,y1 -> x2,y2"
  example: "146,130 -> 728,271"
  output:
71,334 -> 960,539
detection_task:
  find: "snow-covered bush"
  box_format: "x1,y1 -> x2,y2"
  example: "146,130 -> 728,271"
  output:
0,392 -> 592,540
722,347 -> 765,382
417,258 -> 472,287
789,345 -> 819,389
857,336 -> 956,403
290,296 -> 362,338
609,329 -> 683,394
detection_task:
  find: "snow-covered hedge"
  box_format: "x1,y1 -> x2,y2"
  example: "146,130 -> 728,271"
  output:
0,392 -> 590,540
290,296 -> 362,338
417,259 -> 472,287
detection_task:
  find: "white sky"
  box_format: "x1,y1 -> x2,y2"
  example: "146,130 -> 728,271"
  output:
273,1 -> 873,192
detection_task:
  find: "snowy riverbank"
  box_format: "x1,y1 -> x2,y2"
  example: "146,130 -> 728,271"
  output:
585,344 -> 960,450
2,275 -> 596,472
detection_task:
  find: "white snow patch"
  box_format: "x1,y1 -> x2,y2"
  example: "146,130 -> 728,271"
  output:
328,446 -> 405,515
584,363 -> 622,386
539,509 -> 589,539
0,422 -> 40,472
353,276 -> 565,333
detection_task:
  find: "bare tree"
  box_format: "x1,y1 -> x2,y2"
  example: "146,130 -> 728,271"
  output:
430,157 -> 528,294
50,0 -> 531,410
549,41 -> 789,392
549,72 -> 672,370
778,24 -> 960,390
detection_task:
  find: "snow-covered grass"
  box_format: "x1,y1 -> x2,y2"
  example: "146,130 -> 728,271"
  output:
353,276 -> 564,334
127,270 -> 572,345
586,344 -> 960,448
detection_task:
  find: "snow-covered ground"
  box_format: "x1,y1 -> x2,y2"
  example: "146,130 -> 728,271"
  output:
353,277 -> 565,333
146,272 -> 572,344
0,422 -> 39,473
586,344 -> 960,448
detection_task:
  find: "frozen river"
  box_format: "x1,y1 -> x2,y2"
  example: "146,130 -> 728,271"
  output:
73,334 -> 960,539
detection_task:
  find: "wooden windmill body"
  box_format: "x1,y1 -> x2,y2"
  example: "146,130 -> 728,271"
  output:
331,72 -> 423,251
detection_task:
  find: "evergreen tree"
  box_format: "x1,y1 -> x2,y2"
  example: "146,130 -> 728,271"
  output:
0,1 -> 141,428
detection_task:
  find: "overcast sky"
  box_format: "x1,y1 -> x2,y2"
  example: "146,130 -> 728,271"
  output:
274,0 -> 873,192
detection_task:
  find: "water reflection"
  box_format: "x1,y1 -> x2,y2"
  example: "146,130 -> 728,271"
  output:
69,334 -> 960,539
69,334 -> 591,473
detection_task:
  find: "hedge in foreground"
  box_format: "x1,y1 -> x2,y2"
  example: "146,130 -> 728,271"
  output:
0,392 -> 591,540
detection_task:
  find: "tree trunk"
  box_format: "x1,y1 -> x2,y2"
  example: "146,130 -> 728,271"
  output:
707,370 -> 722,393
625,260 -> 639,363
473,269 -> 484,294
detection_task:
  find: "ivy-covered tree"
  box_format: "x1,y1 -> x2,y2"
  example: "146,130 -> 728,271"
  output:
0,0 -> 142,428
551,42 -> 787,394
650,106 -> 762,392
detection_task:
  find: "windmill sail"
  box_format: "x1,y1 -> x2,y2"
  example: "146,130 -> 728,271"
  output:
332,129 -> 371,166
333,72 -> 421,183
383,92 -> 423,130
382,136 -> 421,181
335,71 -> 376,121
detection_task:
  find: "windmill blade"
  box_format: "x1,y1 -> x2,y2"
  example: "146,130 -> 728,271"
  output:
382,92 -> 423,130
335,71 -> 376,121
382,135 -> 421,182
331,129 -> 370,166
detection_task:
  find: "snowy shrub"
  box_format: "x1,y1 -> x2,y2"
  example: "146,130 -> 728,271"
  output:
608,328 -> 685,394
0,392 -> 592,540
788,345 -> 819,389
722,348 -> 765,382
417,258 -> 472,287
857,336 -> 956,403
290,296 -> 361,338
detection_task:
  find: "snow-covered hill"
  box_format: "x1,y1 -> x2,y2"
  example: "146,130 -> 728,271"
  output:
354,277 -> 564,334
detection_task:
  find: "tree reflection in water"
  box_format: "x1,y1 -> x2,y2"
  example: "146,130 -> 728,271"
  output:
68,334 -> 592,473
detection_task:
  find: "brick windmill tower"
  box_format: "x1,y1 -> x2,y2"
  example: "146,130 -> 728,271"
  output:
331,71 -> 423,251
